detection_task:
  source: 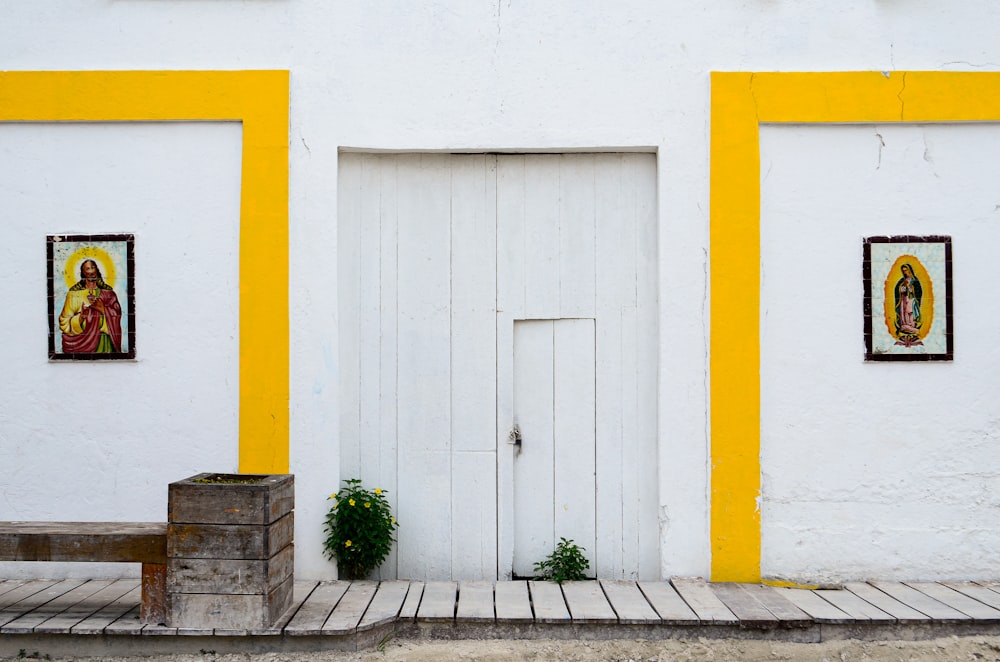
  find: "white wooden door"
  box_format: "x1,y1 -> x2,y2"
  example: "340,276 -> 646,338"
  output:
339,152 -> 658,580
511,318 -> 596,578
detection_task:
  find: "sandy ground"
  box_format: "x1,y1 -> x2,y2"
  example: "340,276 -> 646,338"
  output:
5,636 -> 1000,662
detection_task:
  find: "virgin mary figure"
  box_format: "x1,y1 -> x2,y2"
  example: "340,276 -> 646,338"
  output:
893,263 -> 922,344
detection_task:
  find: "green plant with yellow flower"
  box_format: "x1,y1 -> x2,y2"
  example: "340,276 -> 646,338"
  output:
323,478 -> 398,580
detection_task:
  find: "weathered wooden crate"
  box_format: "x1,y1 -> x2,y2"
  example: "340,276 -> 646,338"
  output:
166,473 -> 294,630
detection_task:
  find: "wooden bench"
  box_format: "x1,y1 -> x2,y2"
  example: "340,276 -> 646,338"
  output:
0,521 -> 167,625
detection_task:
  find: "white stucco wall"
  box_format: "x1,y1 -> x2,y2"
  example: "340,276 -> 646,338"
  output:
760,123 -> 1000,582
0,123 -> 242,577
0,1 -> 999,581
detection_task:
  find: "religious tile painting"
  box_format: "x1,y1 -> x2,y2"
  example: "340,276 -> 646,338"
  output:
863,235 -> 952,361
47,234 -> 136,360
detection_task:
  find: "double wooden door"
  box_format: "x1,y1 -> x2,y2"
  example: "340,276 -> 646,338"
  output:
338,153 -> 658,580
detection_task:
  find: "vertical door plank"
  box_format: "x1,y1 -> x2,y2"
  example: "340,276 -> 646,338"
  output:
553,318 -> 597,570
452,451 -> 497,578
377,156 -> 400,578
450,155 -> 498,579
497,155 -> 526,319
337,153 -> 364,480
495,156 -> 525,580
594,154 -> 627,579
512,319 -> 555,577
359,155 -> 385,491
630,153 -> 660,579
451,154 -> 497,454
558,154 -> 596,318
396,154 -> 453,580
523,154 -> 561,317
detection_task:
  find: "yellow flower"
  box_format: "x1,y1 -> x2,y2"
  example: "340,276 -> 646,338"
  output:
345,540 -> 352,547
375,488 -> 383,495
391,517 -> 396,524
349,499 -> 356,506
328,492 -> 337,500
364,502 -> 371,508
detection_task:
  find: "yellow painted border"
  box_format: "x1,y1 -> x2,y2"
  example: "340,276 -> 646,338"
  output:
710,71 -> 1000,582
0,71 -> 289,473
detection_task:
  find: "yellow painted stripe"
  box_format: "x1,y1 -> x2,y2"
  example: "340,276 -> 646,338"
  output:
710,71 -> 1000,582
0,71 -> 289,473
710,72 -> 761,583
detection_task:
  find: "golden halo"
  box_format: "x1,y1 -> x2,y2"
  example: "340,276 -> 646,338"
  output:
64,246 -> 116,289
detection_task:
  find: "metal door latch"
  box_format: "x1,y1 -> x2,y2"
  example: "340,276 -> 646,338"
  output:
508,425 -> 522,448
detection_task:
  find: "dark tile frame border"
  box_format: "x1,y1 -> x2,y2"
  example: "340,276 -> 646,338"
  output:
47,233 -> 136,361
863,235 -> 952,362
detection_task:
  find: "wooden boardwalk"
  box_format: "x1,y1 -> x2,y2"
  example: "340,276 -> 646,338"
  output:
3,577 -> 1000,654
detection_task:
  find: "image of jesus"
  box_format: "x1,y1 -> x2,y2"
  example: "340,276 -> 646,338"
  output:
58,258 -> 124,353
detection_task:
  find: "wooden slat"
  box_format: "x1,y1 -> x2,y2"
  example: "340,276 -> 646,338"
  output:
529,581 -> 570,623
710,583 -> 779,627
870,581 -> 969,622
357,581 -> 410,631
740,584 -> 812,626
416,581 -> 456,622
843,582 -> 930,623
324,581 -> 377,634
670,578 -> 738,623
906,582 -> 1000,621
816,588 -> 895,623
494,581 -> 533,623
562,581 -> 616,624
284,581 -> 349,635
103,605 -> 144,635
456,581 -> 494,623
0,580 -> 22,598
398,581 -> 424,621
0,579 -> 59,610
36,579 -> 134,633
778,588 -> 854,623
637,582 -> 699,623
2,579 -> 113,633
946,581 -> 1000,612
71,583 -> 141,634
0,522 -> 167,563
248,580 -> 318,635
0,579 -> 86,628
600,580 -> 659,624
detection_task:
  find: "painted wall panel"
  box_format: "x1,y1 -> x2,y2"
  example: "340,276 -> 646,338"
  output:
760,123 -> 1000,582
0,122 -> 241,578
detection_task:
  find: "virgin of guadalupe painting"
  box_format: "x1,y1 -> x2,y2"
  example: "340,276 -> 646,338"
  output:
863,235 -> 952,361
47,234 -> 136,360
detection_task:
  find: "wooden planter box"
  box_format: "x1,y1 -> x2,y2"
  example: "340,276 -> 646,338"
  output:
166,473 -> 294,630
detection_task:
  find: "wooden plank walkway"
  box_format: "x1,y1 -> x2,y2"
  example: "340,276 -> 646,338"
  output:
3,577 -> 1000,651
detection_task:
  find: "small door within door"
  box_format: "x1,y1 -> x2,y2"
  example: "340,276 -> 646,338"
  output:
511,318 -> 596,578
